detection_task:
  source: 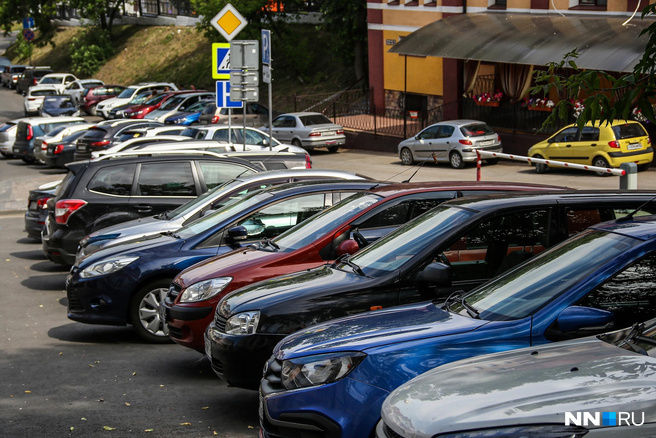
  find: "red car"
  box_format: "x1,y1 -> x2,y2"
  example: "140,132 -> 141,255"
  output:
81,84 -> 126,115
121,90 -> 198,119
161,181 -> 566,352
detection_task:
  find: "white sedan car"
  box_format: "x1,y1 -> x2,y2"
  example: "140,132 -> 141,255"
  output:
24,85 -> 60,117
261,112 -> 346,153
37,73 -> 78,94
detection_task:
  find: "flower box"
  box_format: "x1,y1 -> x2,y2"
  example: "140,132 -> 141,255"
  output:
528,105 -> 552,112
475,101 -> 500,107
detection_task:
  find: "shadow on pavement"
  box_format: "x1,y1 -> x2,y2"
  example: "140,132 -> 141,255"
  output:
49,322 -> 145,344
21,273 -> 68,291
10,249 -> 47,261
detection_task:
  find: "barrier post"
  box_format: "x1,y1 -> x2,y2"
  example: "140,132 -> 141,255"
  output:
476,150 -> 481,181
620,163 -> 638,190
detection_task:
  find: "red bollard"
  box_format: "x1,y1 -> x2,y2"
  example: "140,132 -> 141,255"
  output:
476,150 -> 481,181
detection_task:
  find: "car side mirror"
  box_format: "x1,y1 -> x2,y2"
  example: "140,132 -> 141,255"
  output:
557,306 -> 614,333
336,239 -> 359,258
262,139 -> 269,145
414,262 -> 452,289
225,226 -> 248,247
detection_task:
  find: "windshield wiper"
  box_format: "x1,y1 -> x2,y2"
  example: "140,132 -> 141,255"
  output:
260,237 -> 279,252
161,230 -> 181,239
441,290 -> 479,318
461,297 -> 480,319
155,211 -> 169,219
337,254 -> 366,276
619,322 -> 654,356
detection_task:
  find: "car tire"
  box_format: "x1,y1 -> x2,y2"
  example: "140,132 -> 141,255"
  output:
400,147 -> 415,165
129,280 -> 172,344
292,139 -> 303,148
533,155 -> 548,174
21,157 -> 35,164
592,156 -> 612,176
449,151 -> 465,169
89,104 -> 98,116
638,162 -> 651,172
327,145 -> 339,153
0,151 -> 8,158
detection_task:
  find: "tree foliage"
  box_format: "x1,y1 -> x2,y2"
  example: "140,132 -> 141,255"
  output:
319,0 -> 367,81
70,27 -> 113,76
533,4 -> 656,129
67,0 -> 125,39
0,0 -> 58,44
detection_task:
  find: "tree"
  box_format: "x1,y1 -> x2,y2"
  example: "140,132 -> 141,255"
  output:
67,0 -> 125,39
319,0 -> 367,82
533,4 -> 656,129
0,0 -> 58,43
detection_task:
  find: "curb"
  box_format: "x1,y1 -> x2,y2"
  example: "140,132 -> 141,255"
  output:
0,209 -> 25,217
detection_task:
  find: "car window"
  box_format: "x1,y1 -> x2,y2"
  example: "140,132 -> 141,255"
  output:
580,127 -> 600,142
438,125 -> 455,138
61,130 -> 88,143
249,103 -> 269,115
242,129 -> 269,145
235,194 -> 328,242
551,127 -> 580,143
88,163 -> 136,196
272,117 -> 286,128
160,96 -> 187,110
359,195 -> 456,230
443,209 -> 551,282
117,88 -> 137,99
299,114 -> 332,126
612,123 -> 647,140
137,162 -> 196,197
578,254 -> 656,330
196,161 -> 257,190
212,129 -> 238,142
418,126 -> 439,140
282,116 -> 296,128
40,76 -> 63,84
460,124 -> 494,137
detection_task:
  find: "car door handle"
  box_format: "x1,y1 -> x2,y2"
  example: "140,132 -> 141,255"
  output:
590,143 -> 597,146
134,205 -> 153,213
565,144 -> 572,147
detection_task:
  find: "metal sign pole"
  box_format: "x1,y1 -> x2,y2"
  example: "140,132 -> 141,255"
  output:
228,108 -> 232,144
268,72 -> 273,151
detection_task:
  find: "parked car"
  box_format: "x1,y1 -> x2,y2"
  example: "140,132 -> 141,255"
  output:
66,180 -> 378,342
398,119 -> 502,168
164,181 -> 564,353
115,126 -> 189,143
0,120 -> 19,158
37,73 -> 78,94
41,153 -> 264,266
260,212 -> 656,438
115,92 -> 174,119
24,180 -> 61,240
77,169 -> 369,257
199,102 -> 271,126
92,135 -> 190,159
62,79 -> 105,106
1,64 -> 27,89
262,112 -> 346,153
73,120 -> 164,161
207,191 -> 656,390
12,117 -> 86,163
528,120 -> 654,174
34,123 -> 93,164
43,128 -> 94,169
376,318 -> 656,438
39,95 -> 80,117
23,84 -> 59,116
16,66 -> 53,95
81,84 -> 126,115
96,82 -> 178,119
180,126 -> 302,154
144,92 -> 215,122
164,100 -> 214,125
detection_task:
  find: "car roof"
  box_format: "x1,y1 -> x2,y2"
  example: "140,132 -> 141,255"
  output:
280,112 -> 324,117
368,181 -> 568,197
66,153 -> 263,171
19,116 -> 85,124
232,169 -> 368,183
590,213 -> 656,239
428,119 -> 487,127
243,179 -> 382,197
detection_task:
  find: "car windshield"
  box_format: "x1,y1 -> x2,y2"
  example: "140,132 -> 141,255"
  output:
299,114 -> 333,126
345,205 -> 477,277
272,193 -> 381,252
117,88 -> 137,99
160,96 -> 186,110
461,123 -> 495,137
129,92 -> 153,105
40,76 -> 64,84
602,319 -> 656,357
165,178 -> 255,220
176,191 -> 274,239
450,230 -> 640,321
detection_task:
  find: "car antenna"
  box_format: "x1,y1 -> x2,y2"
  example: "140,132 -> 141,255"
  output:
616,195 -> 656,222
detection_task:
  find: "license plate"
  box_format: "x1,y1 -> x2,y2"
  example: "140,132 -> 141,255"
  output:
479,140 -> 494,146
76,145 -> 86,152
627,143 -> 642,150
322,131 -> 335,136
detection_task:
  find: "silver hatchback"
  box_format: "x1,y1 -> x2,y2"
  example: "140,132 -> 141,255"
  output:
398,119 -> 502,168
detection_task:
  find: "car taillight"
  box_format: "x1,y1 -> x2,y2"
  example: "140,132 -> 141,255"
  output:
37,197 -> 51,209
41,141 -> 48,150
649,137 -> 652,145
497,135 -> 501,142
305,154 -> 312,169
211,115 -> 220,123
309,132 -> 321,137
336,129 -> 344,135
54,144 -> 64,154
28,97 -> 37,101
608,140 -> 620,148
90,140 -> 111,148
32,78 -> 38,85
55,199 -> 87,224
26,125 -> 33,141
459,139 -> 473,145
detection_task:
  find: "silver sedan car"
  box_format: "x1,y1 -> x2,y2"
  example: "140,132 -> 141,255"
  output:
398,119 -> 502,168
262,112 -> 346,153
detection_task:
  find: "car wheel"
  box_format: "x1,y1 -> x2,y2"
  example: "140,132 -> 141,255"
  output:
592,156 -> 611,176
129,280 -> 172,344
21,157 -> 35,164
486,158 -> 499,165
400,147 -> 415,165
327,145 -> 339,153
638,162 -> 652,172
0,151 -> 7,158
292,139 -> 303,148
532,155 -> 549,174
89,104 -> 98,116
449,151 -> 465,169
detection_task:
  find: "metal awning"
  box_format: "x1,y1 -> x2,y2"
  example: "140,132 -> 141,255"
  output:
389,13 -> 653,72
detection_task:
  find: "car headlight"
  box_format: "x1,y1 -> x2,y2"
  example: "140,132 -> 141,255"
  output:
435,425 -> 589,438
224,311 -> 260,335
175,117 -> 188,124
79,256 -> 139,279
281,352 -> 366,390
179,277 -> 232,303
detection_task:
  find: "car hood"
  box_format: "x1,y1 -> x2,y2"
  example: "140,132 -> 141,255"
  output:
276,301 -> 488,358
176,247 -> 280,288
381,338 -> 656,437
77,232 -> 183,268
86,215 -> 174,240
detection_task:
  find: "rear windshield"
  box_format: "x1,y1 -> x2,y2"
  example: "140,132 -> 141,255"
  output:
80,128 -> 109,140
34,70 -> 53,78
299,114 -> 332,126
82,81 -> 103,89
0,122 -> 16,132
61,130 -> 88,143
461,124 -> 495,137
31,89 -> 59,97
55,171 -> 76,197
11,66 -> 26,73
612,123 -> 647,140
40,76 -> 64,84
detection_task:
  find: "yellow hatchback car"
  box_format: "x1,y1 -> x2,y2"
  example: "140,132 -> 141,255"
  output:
528,120 -> 653,174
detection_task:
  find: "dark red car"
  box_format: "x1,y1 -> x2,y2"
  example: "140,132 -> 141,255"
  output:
161,181 -> 566,352
81,84 -> 126,115
120,91 -> 200,119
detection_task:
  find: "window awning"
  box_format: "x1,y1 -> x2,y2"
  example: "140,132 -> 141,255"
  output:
388,13 -> 652,73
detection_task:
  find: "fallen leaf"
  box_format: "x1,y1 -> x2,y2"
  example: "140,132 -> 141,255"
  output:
103,426 -> 116,431
132,372 -> 137,376
201,406 -> 209,410
248,425 -> 254,429
59,352 -> 63,355
144,429 -> 154,432
98,398 -> 105,402
70,427 -> 74,431
89,365 -> 94,368
159,385 -> 165,388
213,432 -> 218,436
24,391 -> 31,394
124,402 -> 131,407
39,305 -> 44,308
95,361 -> 100,364
180,422 -> 192,426
81,418 -> 87,421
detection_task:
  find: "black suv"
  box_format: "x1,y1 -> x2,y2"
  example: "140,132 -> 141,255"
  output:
41,153 -> 263,265
73,120 -> 164,161
16,66 -> 53,95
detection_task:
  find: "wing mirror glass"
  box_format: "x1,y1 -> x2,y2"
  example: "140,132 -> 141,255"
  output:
557,306 -> 614,333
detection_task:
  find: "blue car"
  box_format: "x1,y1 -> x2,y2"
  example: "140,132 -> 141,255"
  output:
66,180 -> 376,343
260,214 -> 656,438
163,99 -> 213,125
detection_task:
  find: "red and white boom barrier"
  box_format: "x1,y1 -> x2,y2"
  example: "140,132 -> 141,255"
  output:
475,150 -> 626,181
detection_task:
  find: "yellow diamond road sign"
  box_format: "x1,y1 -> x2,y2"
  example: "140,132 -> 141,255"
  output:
211,3 -> 248,42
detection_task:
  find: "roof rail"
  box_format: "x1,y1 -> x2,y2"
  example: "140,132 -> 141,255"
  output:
96,150 -> 230,161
